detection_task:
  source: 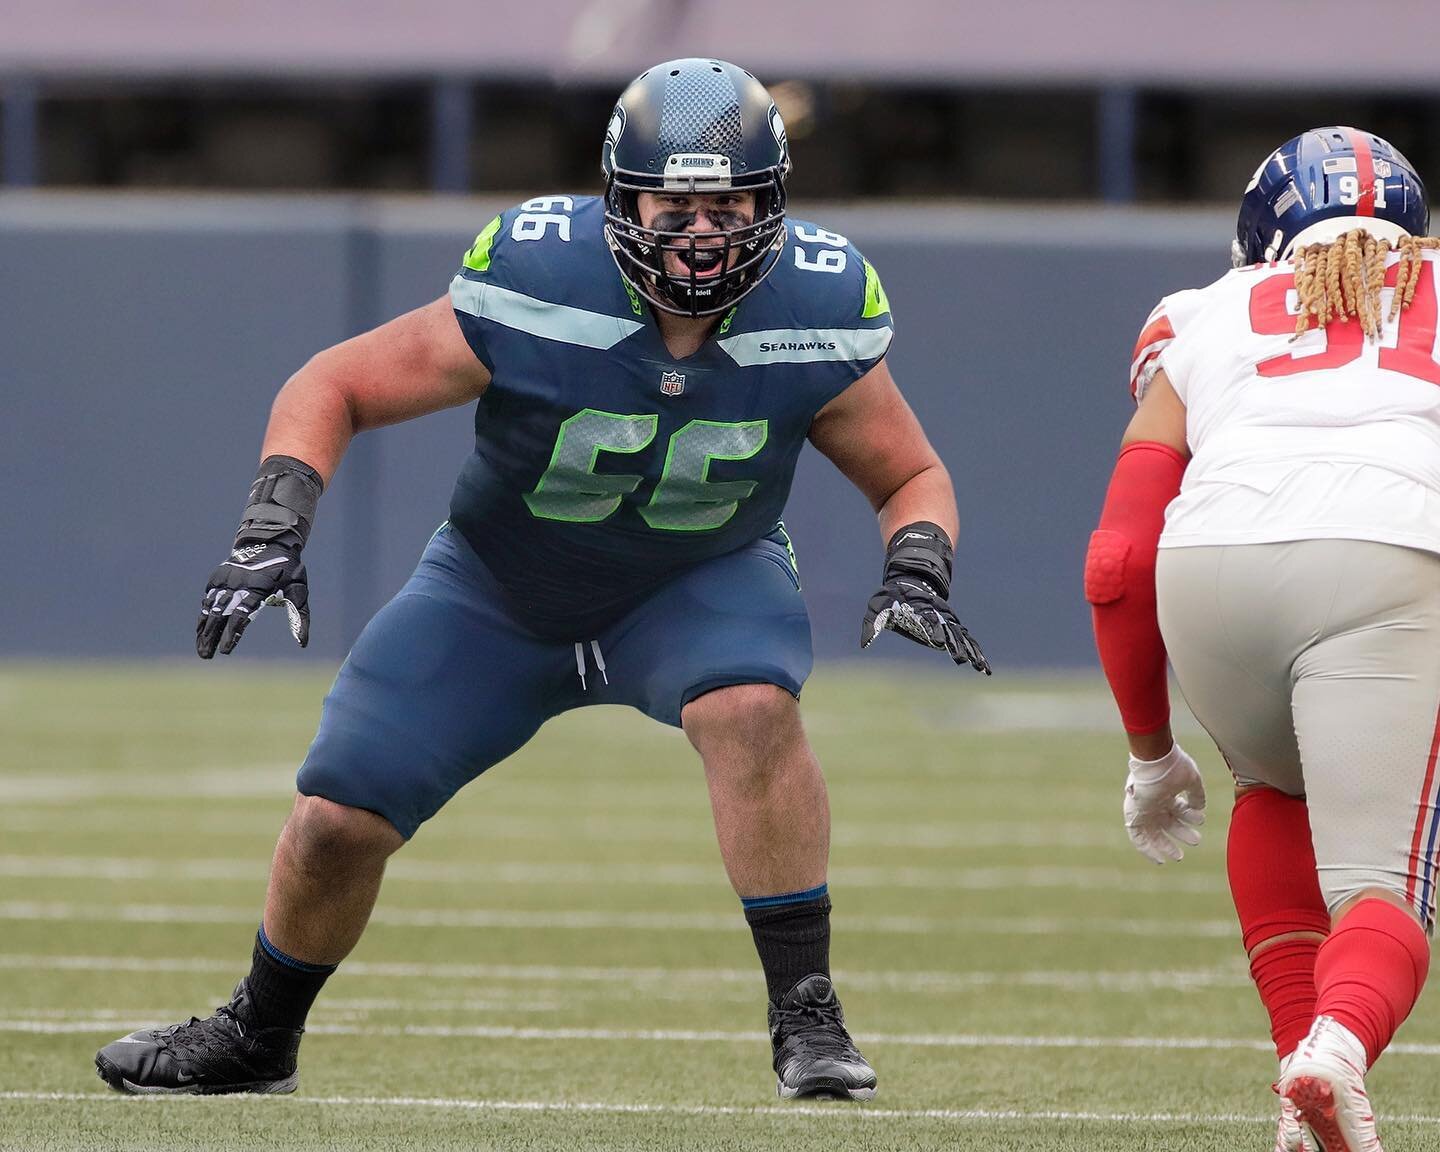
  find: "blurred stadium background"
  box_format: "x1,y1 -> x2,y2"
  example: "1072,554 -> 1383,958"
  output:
4,3 -> 1440,1149
8,0 -> 1440,665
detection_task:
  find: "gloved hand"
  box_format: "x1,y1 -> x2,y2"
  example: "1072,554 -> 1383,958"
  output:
860,521 -> 990,673
1124,742 -> 1206,863
195,454 -> 322,659
196,541 -> 309,658
861,574 -> 989,670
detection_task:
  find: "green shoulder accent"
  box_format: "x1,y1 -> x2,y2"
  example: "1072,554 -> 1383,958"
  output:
862,258 -> 891,319
717,306 -> 738,335
463,215 -> 503,273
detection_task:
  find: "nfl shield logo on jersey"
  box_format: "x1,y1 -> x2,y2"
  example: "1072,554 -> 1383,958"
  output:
659,370 -> 686,397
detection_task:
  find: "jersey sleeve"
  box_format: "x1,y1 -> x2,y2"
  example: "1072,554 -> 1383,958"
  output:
1128,288 -> 1205,404
799,240 -> 894,403
452,199 -> 590,373
717,226 -> 895,406
1129,300 -> 1176,404
852,247 -> 895,371
448,209 -> 511,374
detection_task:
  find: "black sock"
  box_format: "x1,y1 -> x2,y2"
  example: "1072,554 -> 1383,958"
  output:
743,887 -> 832,1005
242,926 -> 336,1031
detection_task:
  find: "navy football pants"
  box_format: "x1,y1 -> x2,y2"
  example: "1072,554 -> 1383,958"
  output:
297,523 -> 812,838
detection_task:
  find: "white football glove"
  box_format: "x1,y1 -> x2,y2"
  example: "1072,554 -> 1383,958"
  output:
1123,743 -> 1206,864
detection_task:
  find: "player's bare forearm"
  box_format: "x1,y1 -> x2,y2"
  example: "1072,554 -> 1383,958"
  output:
834,367 -> 986,671
875,461 -> 958,547
261,367 -> 357,485
811,359 -> 957,544
260,296 -> 491,484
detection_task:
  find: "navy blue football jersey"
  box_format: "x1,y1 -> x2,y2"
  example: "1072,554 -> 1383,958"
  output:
447,194 -> 893,637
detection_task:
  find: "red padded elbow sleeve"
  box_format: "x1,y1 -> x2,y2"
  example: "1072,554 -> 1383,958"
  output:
1085,441 -> 1186,734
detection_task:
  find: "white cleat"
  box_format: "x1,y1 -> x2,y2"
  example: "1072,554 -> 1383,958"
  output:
1279,1016 -> 1383,1152
1273,1053 -> 1315,1152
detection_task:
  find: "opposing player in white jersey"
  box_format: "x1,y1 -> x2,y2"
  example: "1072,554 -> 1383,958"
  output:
1088,126 -> 1439,1152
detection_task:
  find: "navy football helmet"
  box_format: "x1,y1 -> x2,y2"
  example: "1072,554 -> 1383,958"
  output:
1232,126 -> 1429,268
602,58 -> 790,317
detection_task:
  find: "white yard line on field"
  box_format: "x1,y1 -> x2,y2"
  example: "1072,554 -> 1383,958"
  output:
7,1002 -> 526,1018
809,689 -> 1199,735
0,900 -> 1240,937
0,808 -> 1126,849
8,1019 -> 1440,1057
0,1090 -> 1437,1126
0,1090 -> 1254,1123
0,855 -> 1223,893
1,759 -> 1113,806
834,823 -> 1121,849
12,999 -> 561,1021
0,1021 -> 1312,1054
0,952 -> 1249,993
0,766 -> 297,803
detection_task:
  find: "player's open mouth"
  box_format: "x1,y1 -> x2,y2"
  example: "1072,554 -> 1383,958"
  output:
677,248 -> 725,278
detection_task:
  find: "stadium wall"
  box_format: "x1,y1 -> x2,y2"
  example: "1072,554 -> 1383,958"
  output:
0,194 -> 1231,668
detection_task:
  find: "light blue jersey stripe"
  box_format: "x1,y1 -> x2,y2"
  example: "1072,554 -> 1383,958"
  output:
450,275 -> 644,350
717,326 -> 893,367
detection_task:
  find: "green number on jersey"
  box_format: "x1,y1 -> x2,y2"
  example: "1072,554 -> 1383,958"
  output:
523,409 -> 658,523
525,412 -> 768,531
640,419 -> 768,531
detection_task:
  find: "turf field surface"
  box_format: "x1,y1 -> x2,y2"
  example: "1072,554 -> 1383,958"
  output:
2,663 -> 1438,1151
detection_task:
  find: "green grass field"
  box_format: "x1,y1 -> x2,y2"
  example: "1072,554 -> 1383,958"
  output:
2,663 -> 1437,1151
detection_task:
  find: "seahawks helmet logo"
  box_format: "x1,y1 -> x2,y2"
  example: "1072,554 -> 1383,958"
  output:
602,104 -> 626,176
768,103 -> 791,176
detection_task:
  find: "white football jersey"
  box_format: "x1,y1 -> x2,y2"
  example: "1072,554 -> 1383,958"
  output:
1129,249 -> 1440,555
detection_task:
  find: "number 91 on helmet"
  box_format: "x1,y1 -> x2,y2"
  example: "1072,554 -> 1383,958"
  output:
1232,125 -> 1429,268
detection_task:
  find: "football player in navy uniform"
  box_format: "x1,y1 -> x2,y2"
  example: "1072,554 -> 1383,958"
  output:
95,58 -> 988,1103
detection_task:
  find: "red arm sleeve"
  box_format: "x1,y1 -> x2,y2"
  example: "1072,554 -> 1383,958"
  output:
1084,441 -> 1186,734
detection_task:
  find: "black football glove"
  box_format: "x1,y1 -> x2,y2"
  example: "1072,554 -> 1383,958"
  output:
196,455 -> 323,659
860,521 -> 991,674
196,542 -> 310,658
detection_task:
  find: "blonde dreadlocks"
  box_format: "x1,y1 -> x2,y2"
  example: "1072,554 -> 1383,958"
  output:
1290,230 -> 1440,340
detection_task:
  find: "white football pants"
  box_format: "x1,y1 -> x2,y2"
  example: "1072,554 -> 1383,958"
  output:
1157,539 -> 1440,931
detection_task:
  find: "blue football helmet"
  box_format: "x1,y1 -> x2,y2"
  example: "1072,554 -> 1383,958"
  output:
602,58 -> 790,317
1232,126 -> 1429,268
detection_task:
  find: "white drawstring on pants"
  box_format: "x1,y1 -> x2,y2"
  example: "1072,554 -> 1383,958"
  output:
573,640 -> 608,691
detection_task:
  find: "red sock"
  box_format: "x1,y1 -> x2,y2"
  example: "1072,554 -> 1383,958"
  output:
1314,898 -> 1430,1067
1228,789 -> 1330,1059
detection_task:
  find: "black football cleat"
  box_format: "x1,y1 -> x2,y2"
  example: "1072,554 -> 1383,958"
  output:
94,979 -> 301,1095
768,974 -> 877,1101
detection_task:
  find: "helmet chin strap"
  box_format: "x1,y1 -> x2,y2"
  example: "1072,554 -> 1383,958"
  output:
1279,217 -> 1413,260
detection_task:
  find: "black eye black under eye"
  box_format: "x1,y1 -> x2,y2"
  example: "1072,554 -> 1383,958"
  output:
652,210 -> 698,231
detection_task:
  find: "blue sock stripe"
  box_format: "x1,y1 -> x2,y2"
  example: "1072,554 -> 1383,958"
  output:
257,924 -> 337,975
741,883 -> 829,910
